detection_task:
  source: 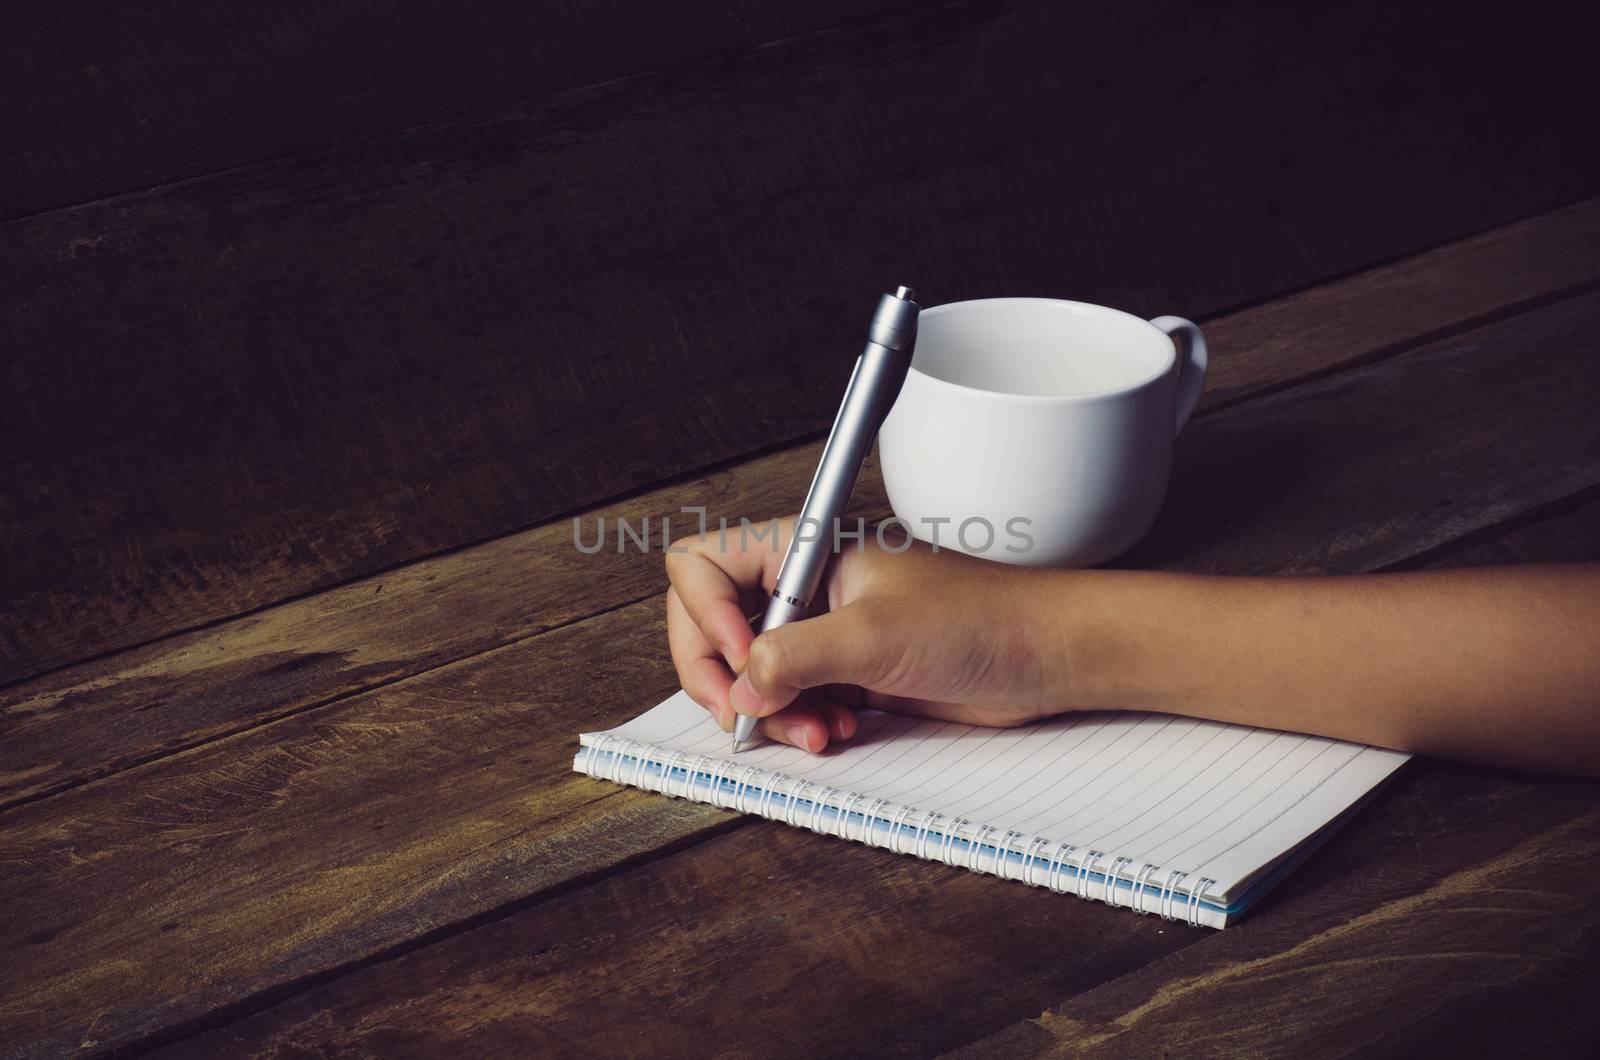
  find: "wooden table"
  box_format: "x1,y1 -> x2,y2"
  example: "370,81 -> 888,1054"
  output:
4,198 -> 1599,1056
5,4 -> 1600,1056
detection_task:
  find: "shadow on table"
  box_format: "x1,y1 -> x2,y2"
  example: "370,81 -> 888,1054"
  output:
1115,412 -> 1322,574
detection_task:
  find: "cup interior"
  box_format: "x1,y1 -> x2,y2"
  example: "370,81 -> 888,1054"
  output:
913,298 -> 1173,398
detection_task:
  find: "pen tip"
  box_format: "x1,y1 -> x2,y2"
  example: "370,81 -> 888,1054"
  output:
731,738 -> 744,754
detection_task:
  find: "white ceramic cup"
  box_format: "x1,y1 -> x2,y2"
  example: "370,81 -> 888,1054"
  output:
878,297 -> 1207,567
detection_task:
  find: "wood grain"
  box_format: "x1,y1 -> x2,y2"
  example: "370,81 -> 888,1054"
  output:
941,787 -> 1600,1059
1409,491 -> 1600,572
151,433 -> 1600,1060
1119,290 -> 1600,575
7,200 -> 1598,810
7,0 -> 1598,685
5,291 -> 1600,1056
942,466 -> 1600,1059
152,804 -> 1210,1060
0,443 -> 845,811
0,599 -> 721,1059
1199,197 -> 1600,411
151,763 -> 1600,1060
1,0 -> 922,221
942,784 -> 1600,1059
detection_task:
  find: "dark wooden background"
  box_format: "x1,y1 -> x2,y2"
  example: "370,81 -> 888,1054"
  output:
5,0 -> 1598,686
4,2 -> 1600,1056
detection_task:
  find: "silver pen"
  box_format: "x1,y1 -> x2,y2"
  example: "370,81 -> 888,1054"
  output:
732,285 -> 921,752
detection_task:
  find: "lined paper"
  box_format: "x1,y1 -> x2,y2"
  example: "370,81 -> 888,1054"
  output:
576,691 -> 1407,925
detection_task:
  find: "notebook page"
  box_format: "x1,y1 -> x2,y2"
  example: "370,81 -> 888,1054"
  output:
580,690 -> 1408,901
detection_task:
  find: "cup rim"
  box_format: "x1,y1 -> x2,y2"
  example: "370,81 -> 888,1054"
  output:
909,297 -> 1177,404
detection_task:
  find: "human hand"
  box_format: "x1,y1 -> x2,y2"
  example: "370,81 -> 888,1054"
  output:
674,524 -> 1600,776
665,517 -> 1077,753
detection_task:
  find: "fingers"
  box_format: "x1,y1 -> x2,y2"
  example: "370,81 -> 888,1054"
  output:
665,519 -> 792,670
756,693 -> 843,753
667,587 -> 735,729
818,700 -> 859,741
730,604 -> 889,718
670,585 -> 859,751
666,518 -> 863,752
666,550 -> 760,674
665,524 -> 776,727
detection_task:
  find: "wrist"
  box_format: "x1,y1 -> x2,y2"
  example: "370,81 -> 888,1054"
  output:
1033,568 -> 1171,713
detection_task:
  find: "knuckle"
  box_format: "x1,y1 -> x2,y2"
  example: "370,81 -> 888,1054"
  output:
663,540 -> 697,574
746,636 -> 787,692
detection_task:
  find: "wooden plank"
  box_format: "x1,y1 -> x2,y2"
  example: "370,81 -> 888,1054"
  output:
147,764 -> 1600,1059
1200,198 -> 1600,411
0,444 -> 839,811
6,291 -> 1600,1056
6,0 -> 1599,684
1119,291 -> 1600,575
1408,489 -> 1600,571
938,493 -> 1600,1058
0,600 -> 724,1060
1,0 -> 919,220
7,200 -> 1599,810
149,805 -> 1209,1060
936,778 -> 1600,1059
148,418 -> 1600,1060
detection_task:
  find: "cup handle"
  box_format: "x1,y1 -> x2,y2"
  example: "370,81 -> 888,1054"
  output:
1149,316 -> 1208,432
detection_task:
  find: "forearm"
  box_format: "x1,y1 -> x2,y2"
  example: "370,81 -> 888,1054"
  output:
1050,565 -> 1600,777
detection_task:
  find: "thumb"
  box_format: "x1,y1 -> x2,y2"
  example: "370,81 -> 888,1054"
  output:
729,604 -> 892,718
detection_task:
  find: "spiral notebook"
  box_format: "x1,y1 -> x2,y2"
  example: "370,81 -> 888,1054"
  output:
574,691 -> 1408,927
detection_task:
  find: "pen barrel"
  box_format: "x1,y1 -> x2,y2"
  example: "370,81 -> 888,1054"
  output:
759,591 -> 810,634
767,334 -> 912,618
